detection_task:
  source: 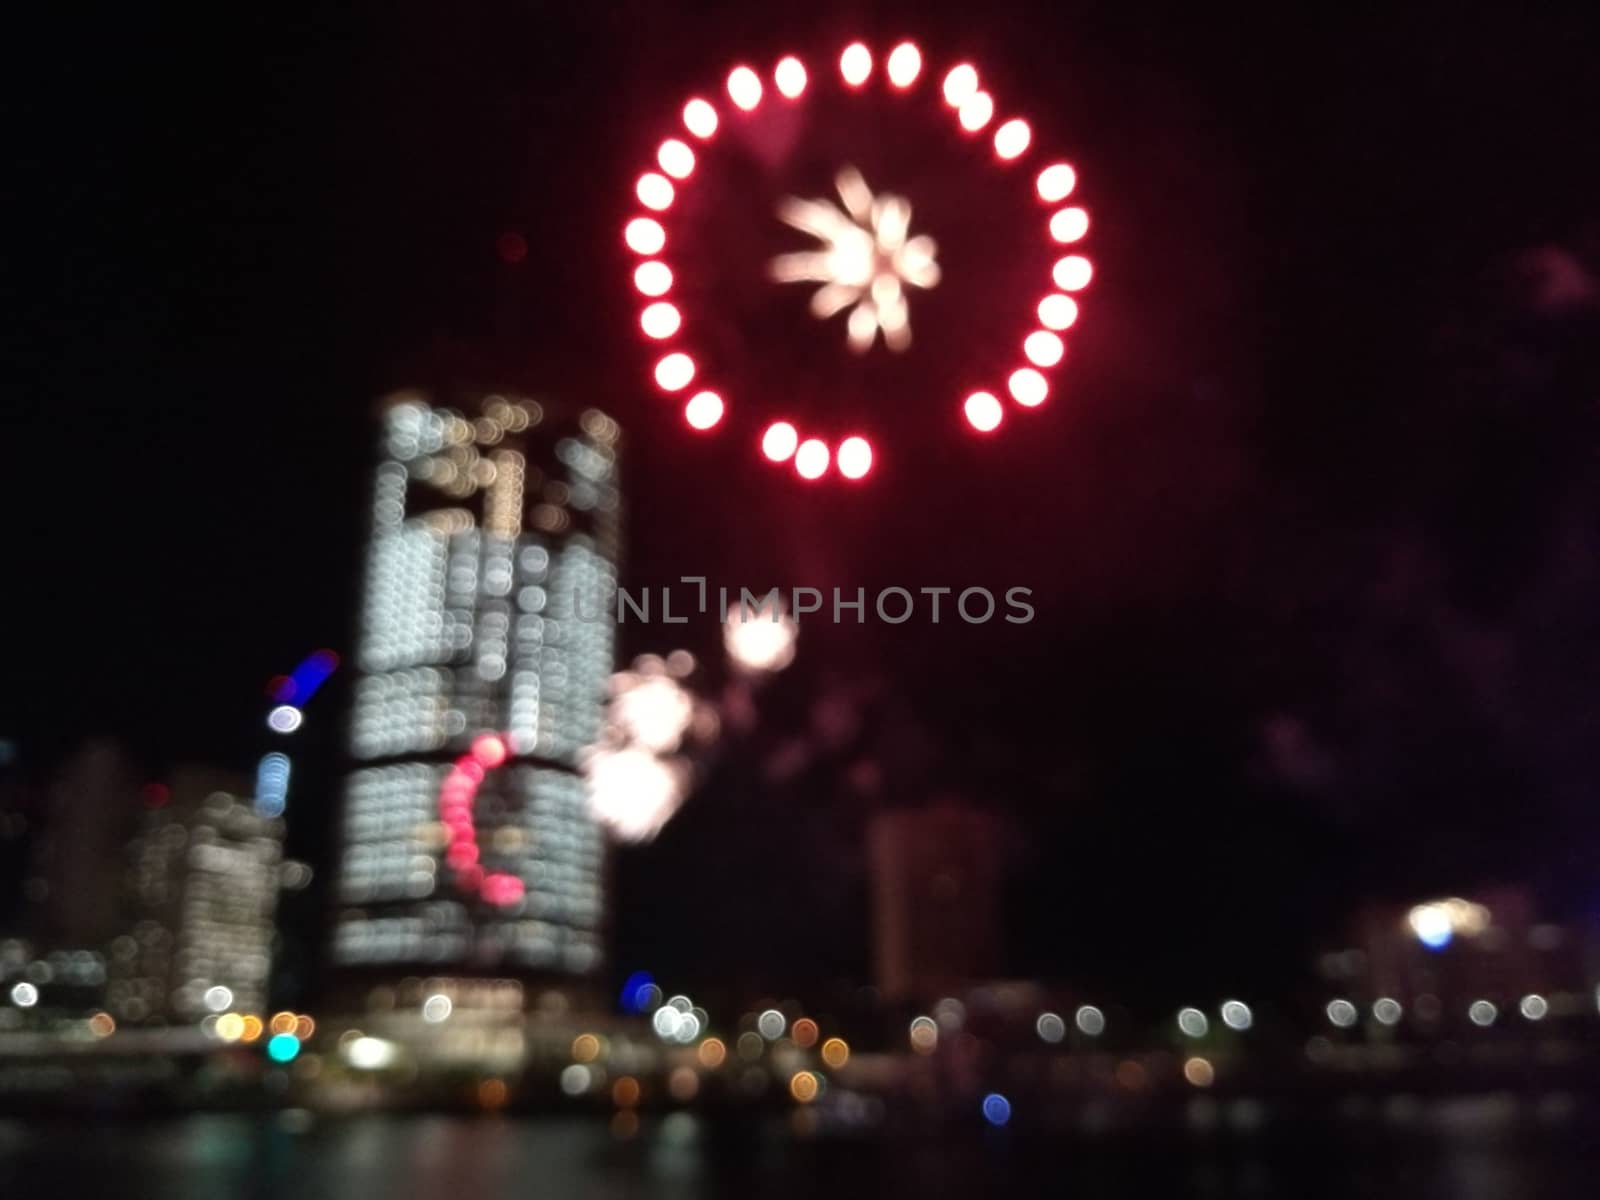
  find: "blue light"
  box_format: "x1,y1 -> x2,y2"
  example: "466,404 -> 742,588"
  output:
620,970 -> 655,1014
982,1093 -> 1011,1126
266,1033 -> 301,1063
1419,926 -> 1452,950
289,650 -> 339,705
255,753 -> 291,818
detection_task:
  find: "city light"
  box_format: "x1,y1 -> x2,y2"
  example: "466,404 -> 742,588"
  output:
1052,255 -> 1093,291
1326,999 -> 1359,1028
640,301 -> 681,339
1075,1005 -> 1106,1036
583,747 -> 686,843
1519,994 -> 1549,1021
1177,1007 -> 1209,1037
1036,1012 -> 1066,1043
725,607 -> 798,673
958,91 -> 994,132
421,994 -> 453,1023
345,1036 -> 399,1070
1220,1000 -> 1253,1031
981,1093 -> 1012,1126
636,172 -> 674,211
795,439 -> 830,479
634,260 -> 672,296
1468,1000 -> 1498,1027
820,1037 -> 850,1068
254,752 -> 290,818
266,705 -> 303,733
1373,997 -> 1404,1026
657,139 -> 695,180
266,1033 -> 300,1063
757,1009 -> 787,1040
1023,331 -> 1064,368
654,352 -> 695,391
1038,293 -> 1079,330
624,217 -> 666,255
10,982 -> 38,1008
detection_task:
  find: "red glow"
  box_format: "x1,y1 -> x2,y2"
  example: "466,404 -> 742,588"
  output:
1036,163 -> 1076,202
1052,255 -> 1093,291
886,42 -> 922,88
795,438 -> 830,479
942,64 -> 978,107
1024,330 -> 1065,367
446,843 -> 480,869
471,734 -> 508,768
634,260 -> 672,297
640,301 -> 681,339
727,66 -> 762,111
1038,293 -> 1078,330
994,119 -> 1031,160
624,217 -> 665,255
775,55 -> 807,98
266,674 -> 292,700
495,232 -> 527,263
964,391 -> 1002,431
836,436 -> 873,479
458,759 -> 486,784
141,782 -> 170,808
1049,207 -> 1088,242
683,98 -> 718,138
840,42 -> 872,86
958,91 -> 994,132
762,421 -> 799,461
1009,367 -> 1048,407
636,172 -> 674,211
481,873 -> 526,906
654,352 -> 695,391
657,139 -> 694,180
685,390 -> 724,429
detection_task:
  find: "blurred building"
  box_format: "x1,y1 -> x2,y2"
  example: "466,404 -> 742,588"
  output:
868,799 -> 1003,1002
21,739 -> 141,948
1319,888 -> 1598,1030
330,393 -> 620,987
109,768 -> 284,1025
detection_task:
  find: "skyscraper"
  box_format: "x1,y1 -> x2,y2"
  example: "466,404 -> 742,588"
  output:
112,767 -> 284,1025
331,393 -> 620,983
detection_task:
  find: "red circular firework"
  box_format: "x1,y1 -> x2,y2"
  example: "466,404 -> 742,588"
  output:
621,40 -> 1093,481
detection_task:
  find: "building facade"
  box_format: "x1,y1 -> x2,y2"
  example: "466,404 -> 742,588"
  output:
331,393 -> 620,983
111,768 -> 284,1025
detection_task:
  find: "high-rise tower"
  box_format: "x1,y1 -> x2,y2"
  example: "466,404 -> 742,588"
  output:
331,393 -> 620,982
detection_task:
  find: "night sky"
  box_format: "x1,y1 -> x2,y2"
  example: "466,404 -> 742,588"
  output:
6,2 -> 1599,1005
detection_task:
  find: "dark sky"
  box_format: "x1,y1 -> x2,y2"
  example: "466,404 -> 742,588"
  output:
5,2 -> 1599,1004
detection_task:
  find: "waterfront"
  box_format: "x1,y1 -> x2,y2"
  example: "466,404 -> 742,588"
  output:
2,1103 -> 1598,1199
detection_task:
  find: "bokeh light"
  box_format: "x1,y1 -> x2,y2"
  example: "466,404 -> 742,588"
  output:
1177,1007 -> 1209,1038
836,435 -> 872,479
840,42 -> 872,86
725,608 -> 798,673
634,260 -> 672,296
1052,255 -> 1093,291
625,218 -> 665,255
775,55 -> 807,98
636,172 -> 674,211
727,66 -> 762,111
790,1071 -> 820,1103
1023,331 -> 1064,367
1036,1012 -> 1066,1043
1038,293 -> 1078,330
685,390 -> 724,430
958,91 -> 995,132
683,98 -> 718,138
1008,367 -> 1048,407
994,118 -> 1031,159
887,42 -> 922,88
1326,999 -> 1358,1028
964,391 -> 1002,431
982,1093 -> 1012,1126
1050,206 -> 1089,242
942,64 -> 978,107
908,1015 -> 939,1054
794,438 -> 830,479
266,1033 -> 300,1063
1075,1005 -> 1106,1036
820,1037 -> 850,1068
1184,1057 -> 1215,1087
654,352 -> 695,391
1036,162 -> 1077,202
267,705 -> 302,733
1220,1000 -> 1253,1031
657,139 -> 695,180
762,421 -> 798,462
640,301 -> 682,339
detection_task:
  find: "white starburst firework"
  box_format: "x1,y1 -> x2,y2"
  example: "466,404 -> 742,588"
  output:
770,165 -> 941,353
